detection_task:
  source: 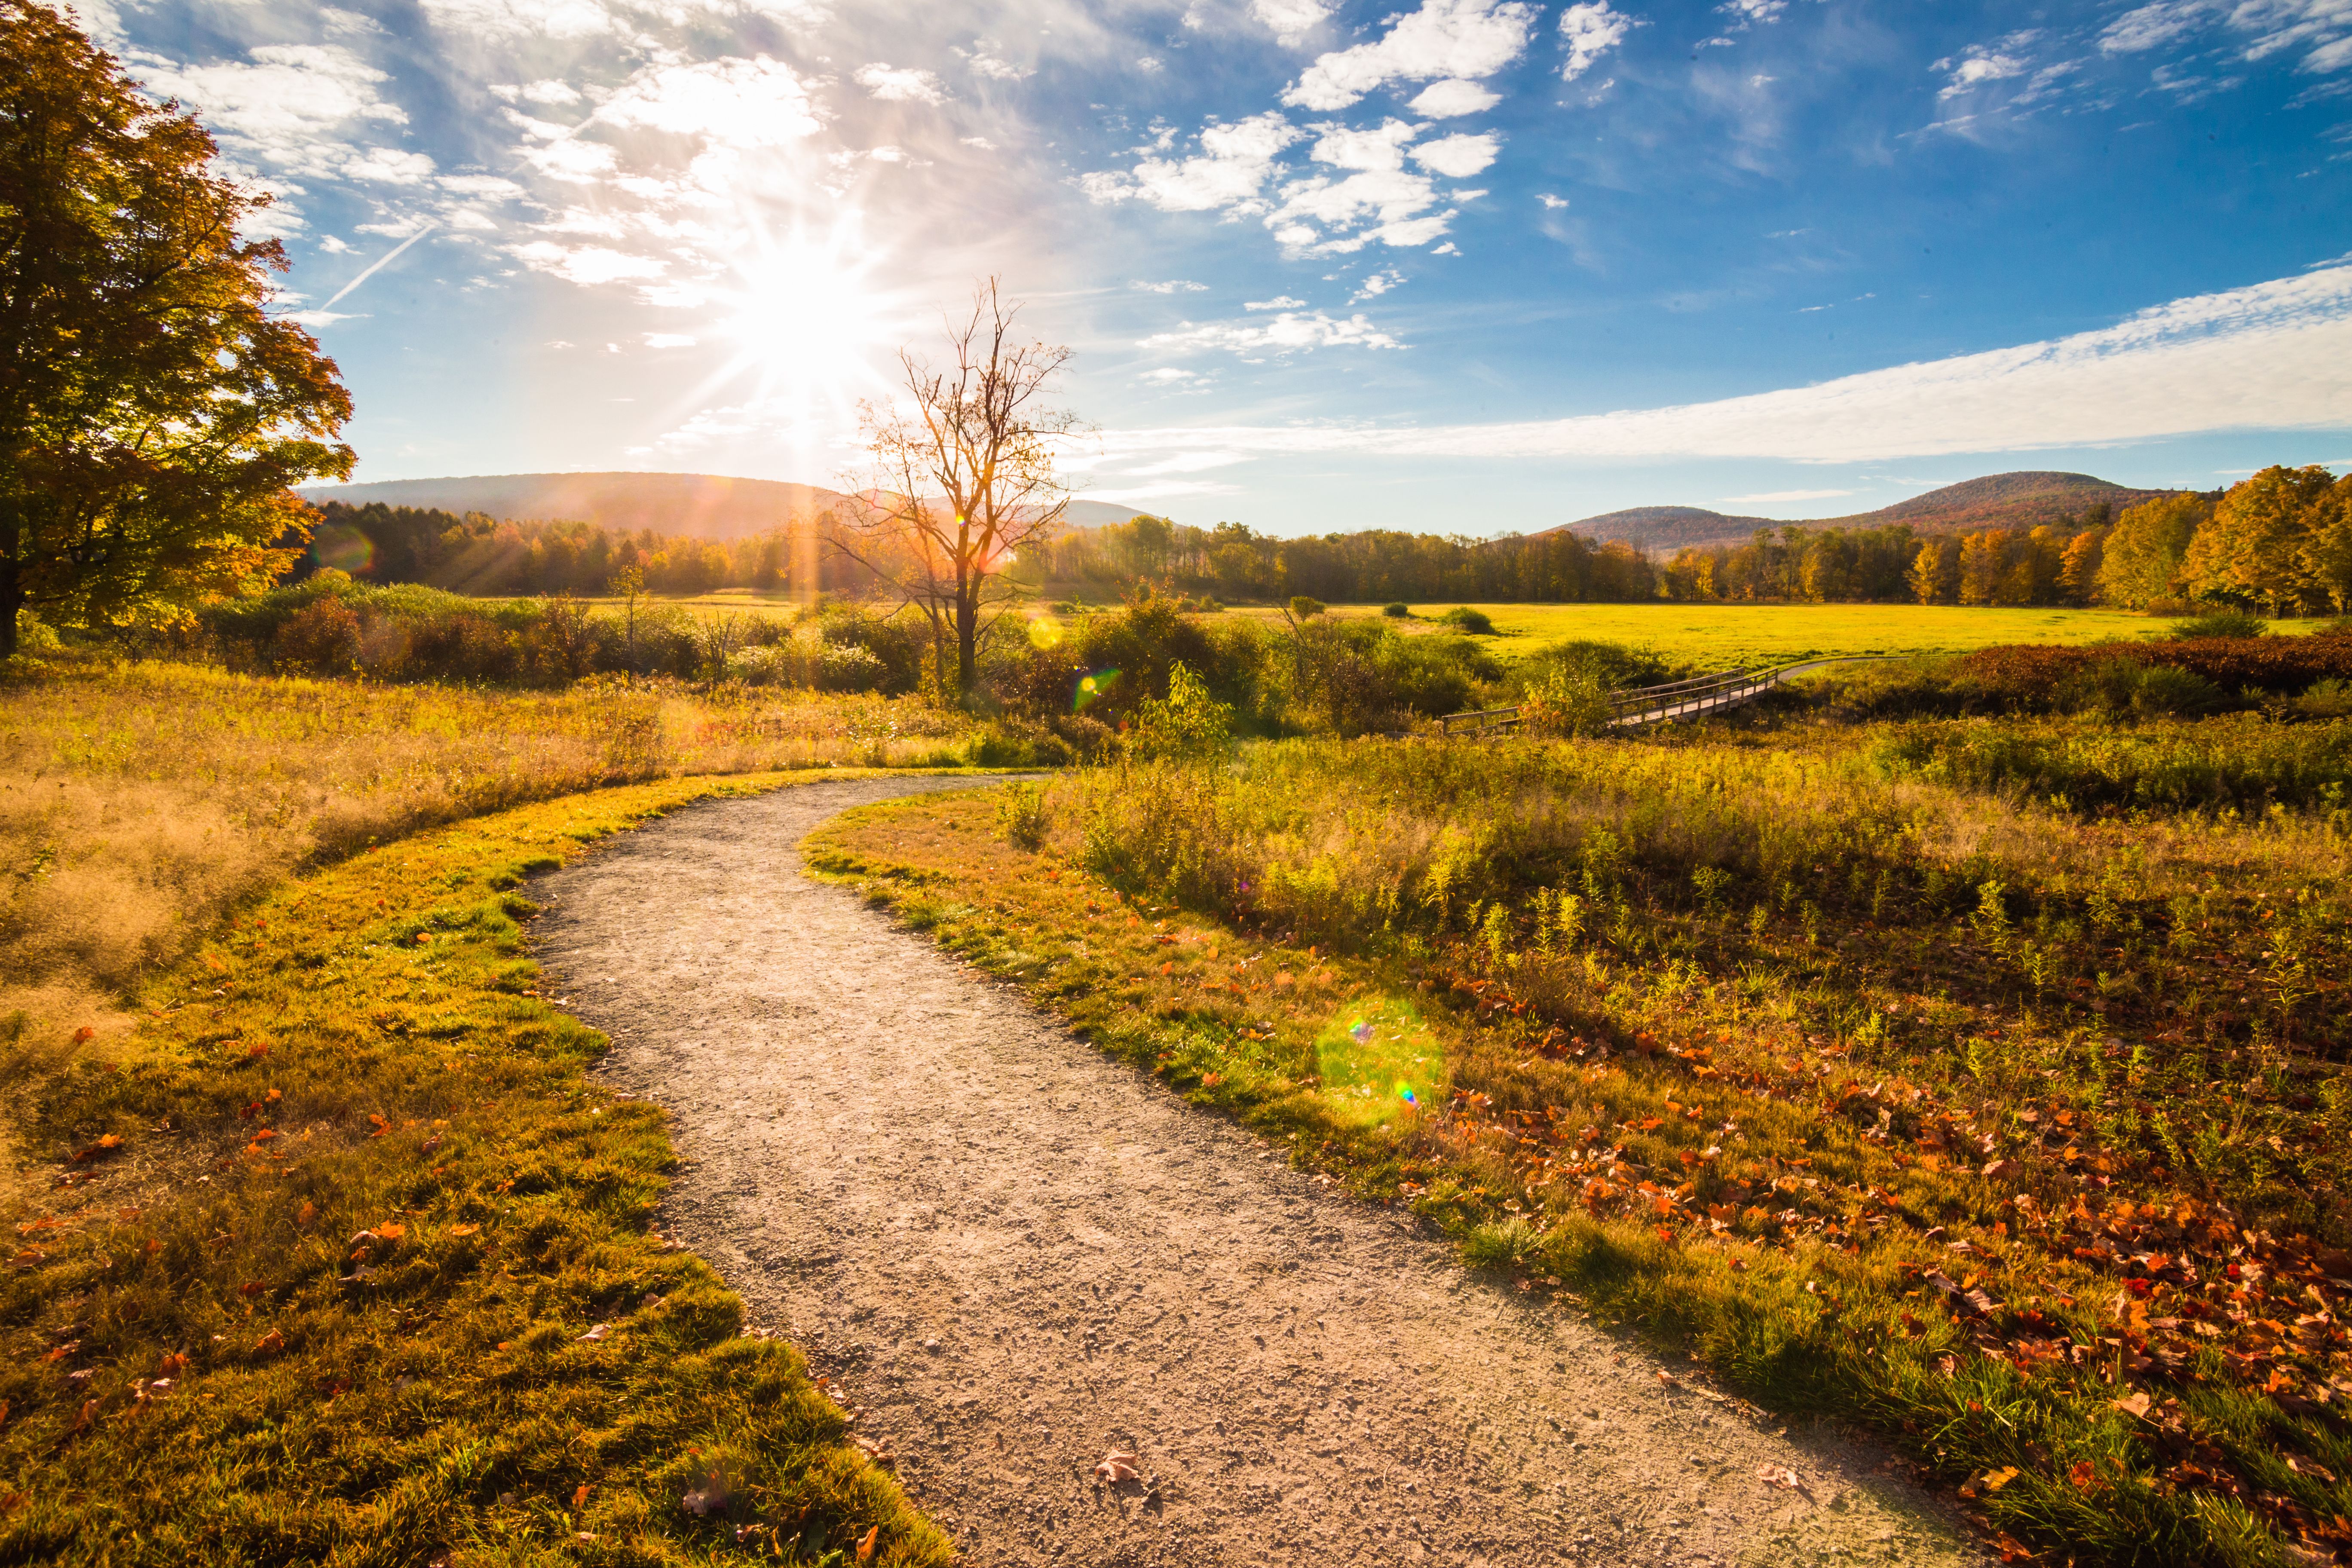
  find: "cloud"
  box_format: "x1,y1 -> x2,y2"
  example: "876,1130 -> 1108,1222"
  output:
1559,2 -> 1637,83
959,45 -> 1032,80
643,332 -> 698,346
1939,48 -> 2032,97
2098,0 -> 2352,75
345,146 -> 437,184
1245,294 -> 1308,309
1096,265 -> 2352,462
417,0 -> 617,42
513,241 -> 668,286
1081,112 -> 1302,213
126,44 -> 407,180
518,138 -> 619,183
1408,78 -> 1501,116
1133,279 -> 1211,292
597,57 -> 826,147
1251,0 -> 1331,46
854,63 -> 948,104
2099,1 -> 2215,54
1411,131 -> 1498,177
1138,366 -> 1202,383
1311,119 -> 1423,172
1140,310 -> 1404,355
1719,0 -> 1788,21
1283,0 -> 1538,111
1537,192 -> 1569,208
1352,267 -> 1403,300
1715,488 -> 1853,504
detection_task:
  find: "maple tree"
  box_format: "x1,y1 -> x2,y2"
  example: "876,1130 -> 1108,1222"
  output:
0,0 -> 352,657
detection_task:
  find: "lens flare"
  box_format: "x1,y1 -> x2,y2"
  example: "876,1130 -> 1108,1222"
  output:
314,523 -> 374,576
1315,997 -> 1442,1128
1028,614 -> 1064,650
1074,667 -> 1120,712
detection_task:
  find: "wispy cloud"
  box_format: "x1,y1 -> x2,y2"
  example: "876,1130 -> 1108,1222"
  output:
1282,0 -> 1538,111
1139,309 -> 1404,357
1098,266 -> 2352,463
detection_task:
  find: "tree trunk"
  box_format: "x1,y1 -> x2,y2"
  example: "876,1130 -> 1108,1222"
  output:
955,582 -> 979,702
0,496 -> 21,659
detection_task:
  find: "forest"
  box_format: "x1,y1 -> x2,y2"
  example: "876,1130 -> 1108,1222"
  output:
296,463 -> 2352,616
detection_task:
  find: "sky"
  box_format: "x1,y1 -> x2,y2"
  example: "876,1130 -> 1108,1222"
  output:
77,0 -> 2352,534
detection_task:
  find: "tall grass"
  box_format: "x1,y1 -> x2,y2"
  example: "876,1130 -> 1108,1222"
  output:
0,662 -> 977,1067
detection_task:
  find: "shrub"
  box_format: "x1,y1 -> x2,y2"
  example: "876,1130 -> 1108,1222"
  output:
1127,660 -> 1235,760
2170,608 -> 2268,640
2055,656 -> 2224,720
1516,664 -> 1611,738
996,781 -> 1048,849
1288,595 -> 1326,620
1382,602 -> 1411,618
275,595 -> 362,674
1870,716 -> 2352,812
1439,606 -> 1496,635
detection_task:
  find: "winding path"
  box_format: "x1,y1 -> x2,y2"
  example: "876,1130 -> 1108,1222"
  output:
528,778 -> 1975,1568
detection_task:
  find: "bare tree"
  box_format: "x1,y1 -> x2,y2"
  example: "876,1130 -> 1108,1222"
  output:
838,279 -> 1079,701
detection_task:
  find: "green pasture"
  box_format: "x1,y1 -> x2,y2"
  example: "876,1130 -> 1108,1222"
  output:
1233,601 -> 2316,668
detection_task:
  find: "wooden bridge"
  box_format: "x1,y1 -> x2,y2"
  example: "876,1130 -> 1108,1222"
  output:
1436,656 -> 1877,738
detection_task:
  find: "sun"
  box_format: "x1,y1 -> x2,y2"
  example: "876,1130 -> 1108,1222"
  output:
689,212 -> 908,462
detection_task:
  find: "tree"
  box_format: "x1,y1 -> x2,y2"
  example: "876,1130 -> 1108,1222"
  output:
2181,466 -> 2336,613
2098,493 -> 2209,608
840,279 -> 1078,700
2059,527 -> 2105,605
0,1 -> 353,657
2300,473 -> 2352,615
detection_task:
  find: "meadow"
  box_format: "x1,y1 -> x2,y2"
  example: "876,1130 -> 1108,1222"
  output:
811,690 -> 2352,1568
1228,601 -> 2315,667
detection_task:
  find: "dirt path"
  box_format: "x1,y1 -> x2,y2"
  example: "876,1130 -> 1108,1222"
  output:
529,779 -> 1979,1568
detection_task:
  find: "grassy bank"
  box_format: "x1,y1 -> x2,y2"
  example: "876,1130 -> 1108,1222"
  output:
0,661 -> 979,1085
809,721 -> 2352,1567
0,771 -> 952,1567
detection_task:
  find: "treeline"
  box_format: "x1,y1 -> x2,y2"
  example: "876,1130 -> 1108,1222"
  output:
296,503 -> 894,598
297,464 -> 2352,615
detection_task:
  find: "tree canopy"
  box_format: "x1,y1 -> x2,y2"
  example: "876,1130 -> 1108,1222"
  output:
0,0 -> 352,656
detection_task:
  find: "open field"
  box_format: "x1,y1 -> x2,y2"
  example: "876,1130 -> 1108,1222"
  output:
812,715 -> 2352,1566
0,661 -> 980,1100
1222,603 -> 2320,667
0,773 -> 949,1565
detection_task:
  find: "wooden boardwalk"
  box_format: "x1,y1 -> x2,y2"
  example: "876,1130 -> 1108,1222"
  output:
1437,656 -> 1880,738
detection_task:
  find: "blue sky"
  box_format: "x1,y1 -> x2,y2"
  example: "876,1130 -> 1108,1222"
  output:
83,0 -> 2352,532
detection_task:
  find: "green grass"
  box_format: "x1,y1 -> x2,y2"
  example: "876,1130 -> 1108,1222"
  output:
0,771 -> 954,1567
1222,603 -> 2316,668
810,726 -> 2352,1568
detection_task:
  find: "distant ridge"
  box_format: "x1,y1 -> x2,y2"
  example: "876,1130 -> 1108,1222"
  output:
301,471 -> 1151,539
1550,471 -> 2188,554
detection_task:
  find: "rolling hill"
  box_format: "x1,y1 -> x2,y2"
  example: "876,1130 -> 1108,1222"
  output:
1552,472 -> 2189,553
300,471 -> 1149,539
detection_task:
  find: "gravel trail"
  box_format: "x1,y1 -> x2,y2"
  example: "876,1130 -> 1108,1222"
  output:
528,779 -> 1978,1568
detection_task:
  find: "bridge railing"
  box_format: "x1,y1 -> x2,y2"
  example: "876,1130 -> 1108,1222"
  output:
1437,658 -> 1831,737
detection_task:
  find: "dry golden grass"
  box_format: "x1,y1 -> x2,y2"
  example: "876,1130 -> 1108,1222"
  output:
0,662 -> 977,1124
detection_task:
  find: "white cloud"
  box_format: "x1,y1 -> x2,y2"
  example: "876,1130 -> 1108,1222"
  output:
1096,265 -> 2352,462
439,173 -> 526,198
1283,0 -> 1538,111
598,57 -> 825,147
1081,113 -> 1302,213
1411,130 -> 1498,177
345,146 -> 437,184
1245,294 -> 1308,309
1559,2 -> 1636,83
513,241 -> 668,286
2099,1 -> 2215,54
1139,366 -> 1201,383
1716,488 -> 1852,504
1251,0 -> 1332,46
518,138 -> 619,183
854,63 -> 948,105
1141,310 -> 1403,355
1137,55 -> 1164,72
1718,0 -> 1787,24
644,332 -> 698,347
126,44 -> 405,180
2103,0 -> 2352,75
1537,192 -> 1569,208
962,135 -> 998,149
1939,49 -> 2031,96
1352,267 -> 1403,300
493,79 -> 584,105
317,234 -> 353,254
1133,279 -> 1211,292
960,46 -> 1032,81
416,0 -> 616,42
1311,119 -> 1423,172
1408,78 -> 1501,116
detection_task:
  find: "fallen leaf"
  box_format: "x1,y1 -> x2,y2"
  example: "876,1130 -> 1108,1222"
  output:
1758,1465 -> 1803,1491
72,1398 -> 97,1432
573,1484 -> 591,1507
1979,1466 -> 2019,1493
2112,1392 -> 2152,1420
72,1027 -> 94,1044
297,1202 -> 316,1227
2067,1461 -> 2099,1490
450,1223 -> 479,1237
254,1329 -> 285,1356
1094,1449 -> 1141,1485
375,1223 -> 405,1241
857,1524 -> 879,1562
680,1470 -> 730,1517
238,1281 -> 266,1298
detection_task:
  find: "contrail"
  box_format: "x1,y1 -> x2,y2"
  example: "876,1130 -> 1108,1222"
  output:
322,227 -> 433,309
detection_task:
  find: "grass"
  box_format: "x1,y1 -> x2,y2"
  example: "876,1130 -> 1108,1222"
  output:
808,721 -> 2352,1567
0,660 -> 979,1121
0,771 -> 954,1566
1218,603 -> 2317,668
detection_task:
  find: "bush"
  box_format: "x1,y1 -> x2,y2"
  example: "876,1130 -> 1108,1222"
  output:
2055,656 -> 2225,720
1517,664 -> 1611,738
2171,608 -> 2268,640
1382,602 -> 1411,618
1870,716 -> 2352,812
276,596 -> 362,675
1127,660 -> 1235,760
1508,638 -> 1669,697
996,782 -> 1048,850
1439,606 -> 1496,635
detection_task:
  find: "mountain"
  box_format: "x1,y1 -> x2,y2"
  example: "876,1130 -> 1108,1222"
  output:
300,471 -> 1152,539
1550,471 -> 2187,554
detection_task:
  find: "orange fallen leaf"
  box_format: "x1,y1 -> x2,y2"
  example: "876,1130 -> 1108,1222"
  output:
857,1525 -> 879,1562
297,1202 -> 317,1227
246,1042 -> 269,1061
239,1281 -> 266,1298
376,1223 -> 406,1241
1093,1449 -> 1141,1485
2112,1392 -> 2152,1420
573,1484 -> 591,1507
254,1329 -> 285,1356
249,1129 -> 278,1144
1758,1465 -> 1804,1491
72,1026 -> 94,1044
450,1223 -> 480,1237
73,1398 -> 97,1432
